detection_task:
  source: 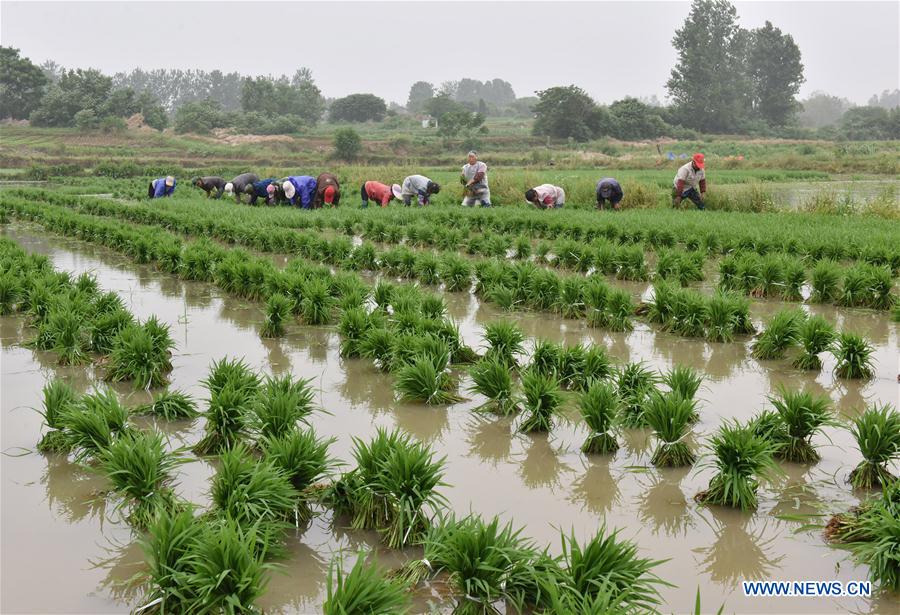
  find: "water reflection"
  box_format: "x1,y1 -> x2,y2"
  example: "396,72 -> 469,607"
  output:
89,538 -> 145,605
693,508 -> 784,585
464,415 -> 513,466
622,428 -> 653,459
569,456 -> 621,514
517,434 -> 573,490
637,468 -> 695,537
392,404 -> 451,445
42,455 -> 109,525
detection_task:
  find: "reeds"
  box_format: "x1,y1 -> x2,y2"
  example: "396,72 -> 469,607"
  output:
832,332 -> 876,379
579,381 -> 620,455
848,404 -> 900,489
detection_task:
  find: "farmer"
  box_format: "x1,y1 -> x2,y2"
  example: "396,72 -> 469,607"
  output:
596,177 -> 624,210
360,180 -> 396,208
460,151 -> 491,207
148,175 -> 176,199
672,153 -> 707,210
244,178 -> 278,206
525,184 -> 565,209
282,175 -> 318,209
399,174 -> 440,207
224,172 -> 260,204
191,176 -> 226,199
312,172 -> 341,208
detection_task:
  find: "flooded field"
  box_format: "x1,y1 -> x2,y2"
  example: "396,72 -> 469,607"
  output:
2,223 -> 898,614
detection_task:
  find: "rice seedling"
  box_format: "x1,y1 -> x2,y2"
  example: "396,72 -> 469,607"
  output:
838,264 -> 872,308
849,503 -> 900,591
394,351 -> 461,405
868,265 -> 896,311
810,259 -> 842,303
754,255 -> 785,298
260,293 -> 293,338
529,338 -> 561,378
554,344 -> 587,389
482,320 -> 525,368
193,383 -> 254,455
646,281 -> 676,326
832,332 -> 876,379
663,365 -> 703,403
792,315 -> 836,370
372,280 -> 395,312
669,289 -> 708,338
556,276 -> 585,319
468,356 -> 520,416
751,309 -> 805,360
414,252 -> 441,285
768,387 -> 833,463
133,389 -> 198,420
44,308 -> 90,365
58,388 -> 130,461
359,327 -> 396,371
781,259 -> 806,301
605,288 -> 635,332
513,235 -> 532,260
74,271 -> 99,296
616,362 -> 659,428
323,552 -> 410,615
251,377 -> 317,439
420,293 -> 447,320
261,428 -> 336,492
644,392 -> 697,467
579,381 -> 620,455
36,379 -> 77,453
575,345 -> 613,391
583,277 -> 609,328
202,357 -> 261,397
98,429 -> 185,528
89,308 -> 134,354
301,277 -> 335,325
106,322 -> 172,389
695,420 -> 781,511
137,507 -> 205,612
440,254 -> 473,292
614,245 -> 649,281
0,272 -> 21,314
747,409 -> 789,454
848,404 -> 900,489
518,369 -> 563,433
528,268 -> 562,311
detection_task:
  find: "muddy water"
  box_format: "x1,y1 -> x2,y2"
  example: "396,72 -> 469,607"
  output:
2,224 -> 898,614
718,178 -> 898,208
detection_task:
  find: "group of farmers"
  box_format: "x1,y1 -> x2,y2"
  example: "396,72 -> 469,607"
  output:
148,151 -> 708,211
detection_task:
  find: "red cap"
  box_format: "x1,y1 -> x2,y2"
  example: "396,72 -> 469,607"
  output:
324,185 -> 336,203
692,153 -> 705,169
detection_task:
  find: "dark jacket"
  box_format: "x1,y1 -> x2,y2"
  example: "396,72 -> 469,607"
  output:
245,178 -> 277,205
596,178 -> 624,202
194,176 -> 226,199
312,172 -> 341,208
230,173 -> 260,203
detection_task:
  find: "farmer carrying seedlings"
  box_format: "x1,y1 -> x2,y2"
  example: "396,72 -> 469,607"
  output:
460,151 -> 491,207
244,178 -> 278,206
224,172 -> 261,204
525,184 -> 566,209
360,180 -> 397,208
399,174 -> 440,207
191,176 -> 226,199
148,175 -> 176,199
596,177 -> 624,210
312,172 -> 341,208
282,175 -> 318,208
672,153 -> 706,210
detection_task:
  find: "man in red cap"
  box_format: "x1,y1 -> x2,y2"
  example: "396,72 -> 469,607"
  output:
672,153 -> 707,210
313,172 -> 341,208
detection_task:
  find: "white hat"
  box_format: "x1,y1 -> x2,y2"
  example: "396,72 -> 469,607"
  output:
224,182 -> 234,194
391,184 -> 403,200
282,180 -> 296,199
164,175 -> 175,187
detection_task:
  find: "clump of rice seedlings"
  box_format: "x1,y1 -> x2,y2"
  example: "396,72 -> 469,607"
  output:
193,383 -> 254,455
485,283 -> 517,310
0,272 -> 21,315
792,315 -> 836,370
394,350 -> 461,405
535,241 -> 552,264
338,307 -> 370,358
584,277 -> 609,328
440,254 -> 473,292
754,255 -> 785,298
768,387 -> 833,463
518,369 -> 563,433
138,507 -> 205,612
529,338 -> 562,378
575,345 -> 613,391
251,376 -> 316,439
868,266 -> 896,311
261,427 -> 336,493
36,379 -> 77,453
360,327 -> 396,371
323,553 -> 410,615
616,362 -> 659,428
98,429 -> 184,529
528,269 -> 562,311
669,289 -> 708,338
555,344 -> 587,389
106,320 -> 174,389
579,381 -> 620,455
605,288 -> 635,332
747,409 -> 788,452
261,293 -> 293,338
89,308 -> 134,354
751,309 -> 805,360
413,252 -> 441,285
849,500 -> 900,591
58,388 -> 130,461
832,332 -> 876,379
839,264 -> 895,309
615,245 -> 649,281
372,280 -> 395,312
420,293 -> 447,319
810,259 -> 842,303
646,281 -> 676,326
483,320 -> 525,368
663,365 -> 703,404
202,357 -> 261,397
556,277 -> 585,319
45,309 -> 90,365
513,235 -> 531,259
695,420 -> 781,511
781,259 -> 806,301
468,356 -> 520,416
847,404 -> 900,489
134,389 -> 198,420
644,392 -> 697,467
301,278 -> 335,325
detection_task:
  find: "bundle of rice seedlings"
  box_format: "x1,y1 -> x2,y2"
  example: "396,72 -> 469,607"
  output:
754,256 -> 784,298
394,351 -> 461,405
781,259 -> 806,301
483,320 -> 525,368
193,383 -> 254,455
614,246 -> 649,281
849,501 -> 900,591
45,309 -> 90,365
426,318 -> 479,364
646,281 -> 676,326
301,278 -> 335,325
826,481 -> 900,544
202,357 -> 261,397
556,277 -> 585,319
605,288 -> 635,332
137,507 -> 205,613
669,289 -> 707,338
663,365 -> 703,404
468,356 -> 521,416
58,388 -> 130,462
695,420 -> 781,511
338,307 -> 369,358
372,281 -> 395,312
832,332 -> 876,379
768,387 -> 833,463
323,552 -> 410,615
89,308 -> 134,354
644,392 -> 697,467
98,429 -> 185,528
360,328 -> 396,371
751,309 -> 805,360
847,404 -> 900,489
810,259 -> 842,303
518,369 -> 563,433
106,321 -> 174,389
0,272 -> 21,315
513,235 -> 532,259
704,292 -> 738,343
574,345 -> 613,391
261,427 -> 336,492
420,293 -> 447,319
134,389 -> 198,420
251,376 -> 317,439
555,344 -> 587,389
868,266 -> 896,311
616,362 -> 659,428
261,293 -> 293,338
439,254 -> 472,292
529,338 -> 562,378
792,315 -> 836,370
579,381 -> 620,455
528,269 -> 561,311
584,277 -> 609,328
36,379 -> 77,453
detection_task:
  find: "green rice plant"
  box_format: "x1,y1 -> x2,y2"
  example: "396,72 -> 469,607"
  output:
202,357 -> 261,397
583,277 -> 609,328
868,265 -> 896,311
261,293 -> 293,338
838,264 -> 872,308
58,388 -> 130,462
372,280 -> 395,312
193,383 -> 254,455
301,277 -> 335,325
106,322 -> 172,389
575,345 -> 613,391
535,241 -> 552,264
695,420 -> 781,511
420,293 -> 447,320
579,381 -> 620,455
669,289 -> 708,338
848,404 -> 900,489
781,259 -> 806,301
394,351 -> 461,405
251,377 -> 317,439
849,504 -> 900,591
45,309 -> 90,365
810,259 -> 842,303
89,308 -> 134,354
137,507 -> 205,612
518,369 -> 563,433
261,427 -> 336,492
555,276 -> 585,319
360,327 -> 396,371
98,429 -> 185,529
74,271 -> 99,295
663,365 -> 703,403
134,389 -> 198,420
704,292 -> 736,343
36,379 -> 77,453
93,291 -> 126,316
528,268 -> 561,311
0,272 -> 21,314
792,315 -> 836,370
440,254 -> 473,292
646,281 -> 676,326
832,331 -> 876,379
616,362 -> 659,428
747,409 -> 789,453
323,553 -> 410,615
604,288 -> 634,331
414,252 -> 441,285
644,392 -> 697,467
482,320 -> 525,368
513,235 -> 531,259
754,255 -> 785,298
468,356 -> 521,416
555,344 -> 587,389
485,283 -> 517,310
529,338 -> 562,378
614,245 -> 649,281
751,309 -> 805,360
768,387 -> 833,463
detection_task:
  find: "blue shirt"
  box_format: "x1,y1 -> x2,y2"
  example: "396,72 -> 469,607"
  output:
252,178 -> 277,197
152,178 -> 176,198
285,176 -> 317,208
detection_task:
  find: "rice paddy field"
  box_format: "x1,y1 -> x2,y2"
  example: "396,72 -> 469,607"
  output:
1,132 -> 899,614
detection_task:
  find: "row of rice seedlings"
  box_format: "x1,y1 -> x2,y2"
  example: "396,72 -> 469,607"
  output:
646,281 -> 754,342
133,389 -> 199,420
655,248 -> 705,287
528,339 -> 613,391
719,252 -> 807,301
838,263 -> 895,310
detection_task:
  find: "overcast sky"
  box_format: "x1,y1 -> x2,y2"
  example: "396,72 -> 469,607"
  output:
1,1 -> 897,105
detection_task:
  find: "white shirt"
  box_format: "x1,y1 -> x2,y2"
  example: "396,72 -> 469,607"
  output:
673,162 -> 705,191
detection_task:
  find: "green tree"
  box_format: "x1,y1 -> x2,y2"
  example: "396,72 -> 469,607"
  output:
436,110 -> 486,139
329,93 -> 387,122
174,99 -> 226,134
608,97 -> 669,139
290,68 -> 325,125
0,46 -> 48,119
424,94 -> 467,119
798,91 -> 854,128
839,106 -> 899,140
136,91 -> 168,130
333,127 -> 362,160
748,21 -> 804,126
30,68 -> 114,126
532,85 -> 599,141
240,68 -> 324,125
407,81 -> 434,112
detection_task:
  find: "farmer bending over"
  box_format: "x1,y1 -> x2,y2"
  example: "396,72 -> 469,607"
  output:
400,175 -> 440,207
245,178 -> 278,206
313,172 -> 341,208
191,176 -> 226,199
596,177 -> 623,210
461,151 -> 491,207
148,176 -> 176,199
282,176 -> 318,209
360,181 -> 396,208
673,153 -> 706,210
224,172 -> 261,204
526,184 -> 565,209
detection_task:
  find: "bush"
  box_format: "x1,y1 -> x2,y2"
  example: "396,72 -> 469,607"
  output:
333,127 -> 362,160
